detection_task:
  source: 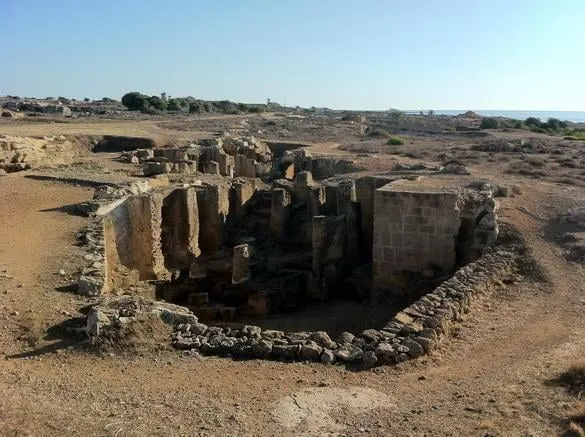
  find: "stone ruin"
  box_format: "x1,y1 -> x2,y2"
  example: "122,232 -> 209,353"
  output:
78,148 -> 519,367
0,134 -> 80,175
119,135 -> 359,181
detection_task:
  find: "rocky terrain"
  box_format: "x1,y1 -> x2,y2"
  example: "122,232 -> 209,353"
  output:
2,110 -> 585,436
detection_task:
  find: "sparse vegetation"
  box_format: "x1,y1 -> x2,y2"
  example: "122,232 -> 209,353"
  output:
387,137 -> 404,146
557,362 -> 585,396
366,127 -> 391,138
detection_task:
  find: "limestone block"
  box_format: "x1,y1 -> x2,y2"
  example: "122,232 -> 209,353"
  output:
232,244 -> 250,284
270,188 -> 291,240
202,161 -> 220,175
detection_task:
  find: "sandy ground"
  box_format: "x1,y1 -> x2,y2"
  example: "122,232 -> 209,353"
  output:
2,118 -> 585,436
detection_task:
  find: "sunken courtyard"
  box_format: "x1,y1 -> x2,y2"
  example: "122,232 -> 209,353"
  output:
79,135 -> 519,368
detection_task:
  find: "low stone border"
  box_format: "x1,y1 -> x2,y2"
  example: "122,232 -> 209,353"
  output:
164,247 -> 517,367
76,219 -> 107,296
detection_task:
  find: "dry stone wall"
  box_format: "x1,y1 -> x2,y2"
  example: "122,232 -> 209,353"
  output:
164,247 -> 517,367
85,246 -> 518,368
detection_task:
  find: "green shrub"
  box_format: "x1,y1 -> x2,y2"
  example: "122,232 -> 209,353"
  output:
525,117 -> 542,127
121,92 -> 148,111
387,137 -> 404,146
216,100 -> 238,114
167,98 -> 189,112
480,117 -> 499,129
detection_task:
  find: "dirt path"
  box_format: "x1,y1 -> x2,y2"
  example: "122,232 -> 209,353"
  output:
1,171 -> 585,436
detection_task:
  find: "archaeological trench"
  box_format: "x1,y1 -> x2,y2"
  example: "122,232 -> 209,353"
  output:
72,135 -> 521,368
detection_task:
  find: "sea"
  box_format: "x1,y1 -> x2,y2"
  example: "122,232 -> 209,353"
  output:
428,110 -> 585,123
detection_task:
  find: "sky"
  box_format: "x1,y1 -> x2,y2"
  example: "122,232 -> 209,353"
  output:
1,0 -> 584,110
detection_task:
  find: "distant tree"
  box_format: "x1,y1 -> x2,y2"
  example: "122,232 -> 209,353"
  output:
189,101 -> 205,114
427,109 -> 434,116
167,98 -> 188,112
216,100 -> 238,114
146,95 -> 167,111
247,106 -> 265,114
544,117 -> 567,131
387,109 -> 404,127
84,97 -> 90,102
525,117 -> 542,127
121,92 -> 148,111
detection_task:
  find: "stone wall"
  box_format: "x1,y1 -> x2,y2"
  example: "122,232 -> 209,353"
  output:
157,246 -> 517,367
373,186 -> 461,289
104,194 -> 169,282
161,187 -> 200,270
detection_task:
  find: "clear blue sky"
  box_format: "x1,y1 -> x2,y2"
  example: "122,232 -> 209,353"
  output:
1,0 -> 584,110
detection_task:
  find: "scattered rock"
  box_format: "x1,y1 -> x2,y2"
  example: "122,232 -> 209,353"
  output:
362,351 -> 378,369
401,338 -> 425,358
311,331 -> 336,349
336,331 -> 355,345
334,346 -> 364,363
252,340 -> 273,358
320,349 -> 335,364
300,341 -> 323,361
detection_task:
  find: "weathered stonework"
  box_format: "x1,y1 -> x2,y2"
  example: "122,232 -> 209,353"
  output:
373,186 -> 461,288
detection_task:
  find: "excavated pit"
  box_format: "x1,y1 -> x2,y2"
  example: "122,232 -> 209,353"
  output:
77,134 -> 506,366
97,163 -> 499,340
92,135 -> 158,153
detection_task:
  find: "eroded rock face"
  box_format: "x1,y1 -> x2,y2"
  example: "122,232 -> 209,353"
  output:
0,134 -> 82,173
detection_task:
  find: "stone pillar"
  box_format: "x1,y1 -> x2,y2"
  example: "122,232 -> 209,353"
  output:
336,180 -> 357,214
125,193 -> 169,281
202,161 -> 220,175
270,188 -> 291,240
337,180 -> 359,263
235,154 -> 257,177
161,187 -> 200,270
294,171 -> 313,187
232,244 -> 250,284
232,180 -> 256,218
196,184 -> 230,253
312,215 -> 328,279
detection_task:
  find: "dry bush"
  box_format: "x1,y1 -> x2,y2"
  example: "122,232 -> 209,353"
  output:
366,127 -> 391,138
523,155 -> 548,167
557,363 -> 585,397
505,161 -> 548,178
554,177 -> 580,186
